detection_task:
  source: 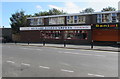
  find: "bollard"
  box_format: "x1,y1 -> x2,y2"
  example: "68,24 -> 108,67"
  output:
28,41 -> 29,45
15,41 -> 17,44
43,40 -> 45,46
64,40 -> 66,47
91,40 -> 93,49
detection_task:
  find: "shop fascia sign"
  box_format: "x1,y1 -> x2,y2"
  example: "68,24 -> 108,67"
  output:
93,24 -> 119,29
20,26 -> 91,31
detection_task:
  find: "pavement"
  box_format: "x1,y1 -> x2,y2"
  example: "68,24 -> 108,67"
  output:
4,43 -> 119,52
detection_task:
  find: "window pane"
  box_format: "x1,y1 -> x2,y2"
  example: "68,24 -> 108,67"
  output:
49,17 -> 65,25
74,16 -> 77,19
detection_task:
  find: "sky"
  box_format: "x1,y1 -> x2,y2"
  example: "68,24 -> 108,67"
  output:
1,0 -> 119,28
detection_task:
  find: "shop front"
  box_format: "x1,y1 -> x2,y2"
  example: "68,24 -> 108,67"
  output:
92,23 -> 120,42
20,25 -> 91,44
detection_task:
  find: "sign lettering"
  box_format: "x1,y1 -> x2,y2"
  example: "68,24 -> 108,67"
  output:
20,26 -> 91,31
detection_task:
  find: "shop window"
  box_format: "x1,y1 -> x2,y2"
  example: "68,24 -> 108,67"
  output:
65,31 -> 74,39
52,31 -> 61,39
65,30 -> 87,40
40,31 -> 62,39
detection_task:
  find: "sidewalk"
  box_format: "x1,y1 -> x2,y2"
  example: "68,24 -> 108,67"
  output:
6,43 -> 119,52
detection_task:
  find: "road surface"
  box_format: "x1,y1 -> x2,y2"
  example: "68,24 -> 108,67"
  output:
2,44 -> 118,77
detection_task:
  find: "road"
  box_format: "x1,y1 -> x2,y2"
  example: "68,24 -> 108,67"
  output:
2,44 -> 118,77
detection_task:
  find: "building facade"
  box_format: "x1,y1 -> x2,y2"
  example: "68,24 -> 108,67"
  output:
0,28 -> 12,42
20,11 -> 120,44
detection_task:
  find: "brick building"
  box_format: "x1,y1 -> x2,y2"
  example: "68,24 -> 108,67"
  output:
20,11 -> 120,44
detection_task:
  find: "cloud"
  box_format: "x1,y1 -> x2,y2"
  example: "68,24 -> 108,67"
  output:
87,2 -> 118,12
48,2 -> 82,13
36,5 -> 42,10
63,2 -> 82,13
48,5 -> 62,10
48,1 -> 119,13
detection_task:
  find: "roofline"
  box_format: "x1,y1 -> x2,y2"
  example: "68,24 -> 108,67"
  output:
27,11 -> 120,19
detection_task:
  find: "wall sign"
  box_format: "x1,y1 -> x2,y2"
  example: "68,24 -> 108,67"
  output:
20,26 -> 91,31
96,24 -> 118,28
92,23 -> 120,29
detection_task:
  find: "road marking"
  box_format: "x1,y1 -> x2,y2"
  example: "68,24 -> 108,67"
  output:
94,51 -> 118,54
21,63 -> 30,66
20,48 -> 34,50
64,52 -> 81,55
61,69 -> 74,73
20,48 -> 29,49
79,53 -> 92,56
59,51 -> 105,57
36,49 -> 42,51
39,66 -> 50,69
20,48 -> 42,51
94,55 -> 105,57
81,50 -> 93,52
106,52 -> 118,54
6,61 -> 15,64
88,73 -> 104,77
60,62 -> 71,66
64,52 -> 73,54
65,49 -> 75,51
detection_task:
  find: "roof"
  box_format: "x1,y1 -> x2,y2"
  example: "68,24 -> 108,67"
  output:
27,11 -> 120,19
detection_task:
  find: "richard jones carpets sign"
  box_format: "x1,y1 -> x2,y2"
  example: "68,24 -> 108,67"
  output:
20,26 -> 91,31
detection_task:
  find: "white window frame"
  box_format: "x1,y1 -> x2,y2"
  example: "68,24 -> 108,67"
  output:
49,17 -> 65,25
97,13 -> 118,23
67,15 -> 85,24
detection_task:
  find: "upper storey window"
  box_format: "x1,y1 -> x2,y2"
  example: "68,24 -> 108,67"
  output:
30,18 -> 44,26
49,17 -> 65,25
67,15 -> 86,24
97,13 -> 118,23
111,13 -> 118,23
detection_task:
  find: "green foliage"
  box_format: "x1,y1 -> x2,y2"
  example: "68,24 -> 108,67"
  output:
80,8 -> 94,13
101,6 -> 116,12
10,10 -> 30,34
34,8 -> 67,16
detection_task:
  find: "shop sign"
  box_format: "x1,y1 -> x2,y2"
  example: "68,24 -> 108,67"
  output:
93,24 -> 119,29
20,26 -> 91,31
96,24 -> 118,28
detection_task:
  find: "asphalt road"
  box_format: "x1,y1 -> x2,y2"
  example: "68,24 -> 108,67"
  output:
2,44 -> 118,77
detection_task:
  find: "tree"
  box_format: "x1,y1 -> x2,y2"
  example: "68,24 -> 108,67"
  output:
80,8 -> 94,13
48,8 -> 66,15
10,10 -> 30,34
101,6 -> 116,12
34,8 -> 67,16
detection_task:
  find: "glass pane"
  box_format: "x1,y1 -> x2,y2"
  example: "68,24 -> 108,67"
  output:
74,16 -> 77,19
